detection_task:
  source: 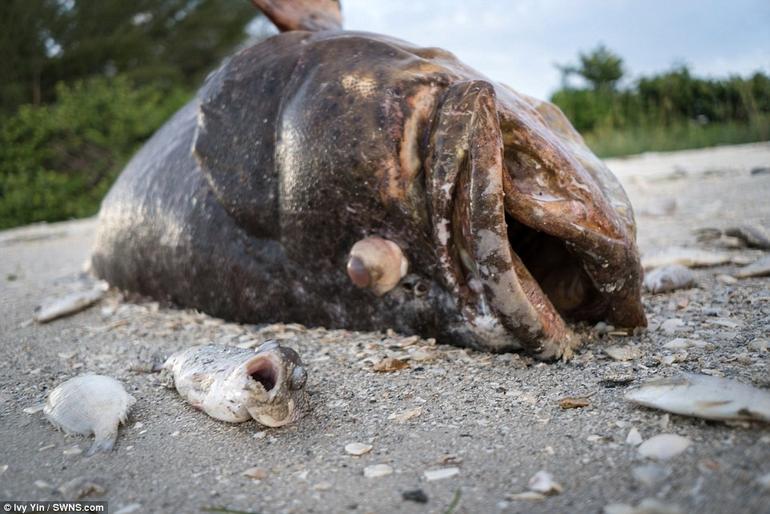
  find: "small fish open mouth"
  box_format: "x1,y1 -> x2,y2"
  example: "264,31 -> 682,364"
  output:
427,81 -> 646,358
246,356 -> 279,392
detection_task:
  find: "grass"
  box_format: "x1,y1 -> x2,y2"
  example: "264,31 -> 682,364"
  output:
584,116 -> 770,158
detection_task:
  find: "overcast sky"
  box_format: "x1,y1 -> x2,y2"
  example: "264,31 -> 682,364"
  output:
339,0 -> 770,100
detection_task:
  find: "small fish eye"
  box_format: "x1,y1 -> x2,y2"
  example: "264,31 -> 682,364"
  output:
414,281 -> 429,297
290,366 -> 307,390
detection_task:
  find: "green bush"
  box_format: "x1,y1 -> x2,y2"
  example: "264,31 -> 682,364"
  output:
0,75 -> 189,229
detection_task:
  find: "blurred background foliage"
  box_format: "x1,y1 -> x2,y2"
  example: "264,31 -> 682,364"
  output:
0,0 -> 255,229
0,2 -> 768,229
550,45 -> 770,157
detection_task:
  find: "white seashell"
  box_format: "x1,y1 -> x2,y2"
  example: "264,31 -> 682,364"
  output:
637,434 -> 691,460
44,374 -> 135,455
344,442 -> 373,456
626,373 -> 770,422
625,427 -> 643,446
528,470 -> 562,495
659,318 -> 684,335
363,464 -> 393,478
34,284 -> 106,323
113,504 -> 142,514
604,345 -> 641,361
663,338 -> 707,350
643,265 -> 695,294
423,467 -> 459,481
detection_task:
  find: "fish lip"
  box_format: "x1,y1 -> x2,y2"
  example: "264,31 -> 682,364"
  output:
426,83 -> 646,358
426,84 -> 573,357
448,164 -> 575,357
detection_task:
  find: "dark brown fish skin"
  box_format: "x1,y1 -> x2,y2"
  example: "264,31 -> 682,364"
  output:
91,30 -> 646,359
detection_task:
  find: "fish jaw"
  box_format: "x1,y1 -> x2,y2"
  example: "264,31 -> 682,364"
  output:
426,81 -> 645,359
241,344 -> 309,427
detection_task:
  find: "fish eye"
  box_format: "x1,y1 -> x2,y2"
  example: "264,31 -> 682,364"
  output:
290,366 -> 307,390
414,281 -> 429,297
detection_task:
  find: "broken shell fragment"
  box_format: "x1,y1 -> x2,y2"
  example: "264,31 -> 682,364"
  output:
363,464 -> 393,478
44,374 -> 135,455
643,265 -> 695,294
637,434 -> 691,460
625,427 -> 643,446
345,442 -> 373,456
528,470 -> 562,495
625,373 -> 770,422
424,467 -> 459,481
347,236 -> 408,295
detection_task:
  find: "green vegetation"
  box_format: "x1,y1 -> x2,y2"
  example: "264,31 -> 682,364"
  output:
550,45 -> 770,157
0,76 -> 188,229
0,0 -> 256,229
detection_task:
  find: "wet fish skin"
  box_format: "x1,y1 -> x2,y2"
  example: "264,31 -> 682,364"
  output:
163,341 -> 309,427
625,373 -> 770,422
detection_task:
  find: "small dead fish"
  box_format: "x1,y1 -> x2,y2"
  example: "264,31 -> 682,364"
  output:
625,373 -> 770,422
44,374 -> 135,455
34,285 -> 106,323
643,265 -> 695,294
163,341 -> 308,427
734,255 -> 770,278
725,225 -> 770,250
641,248 -> 732,270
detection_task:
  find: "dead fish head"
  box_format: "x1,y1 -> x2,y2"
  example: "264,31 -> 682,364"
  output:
191,30 -> 646,360
418,81 -> 647,358
236,341 -> 309,427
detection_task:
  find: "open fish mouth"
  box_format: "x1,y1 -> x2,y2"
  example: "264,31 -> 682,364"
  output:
427,81 -> 646,359
245,353 -> 284,398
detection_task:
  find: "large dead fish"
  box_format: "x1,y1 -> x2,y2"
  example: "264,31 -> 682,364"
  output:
162,341 -> 309,427
625,373 -> 770,422
90,1 -> 646,360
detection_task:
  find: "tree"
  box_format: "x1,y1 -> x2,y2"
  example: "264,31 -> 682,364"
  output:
0,0 -> 258,113
558,44 -> 625,91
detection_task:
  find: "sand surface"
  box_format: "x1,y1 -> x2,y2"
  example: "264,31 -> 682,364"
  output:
1,142 -> 769,513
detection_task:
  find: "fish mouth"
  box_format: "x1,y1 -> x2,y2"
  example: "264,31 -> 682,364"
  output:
245,354 -> 281,394
427,81 -> 645,359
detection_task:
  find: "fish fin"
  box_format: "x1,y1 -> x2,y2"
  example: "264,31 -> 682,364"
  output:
251,0 -> 342,32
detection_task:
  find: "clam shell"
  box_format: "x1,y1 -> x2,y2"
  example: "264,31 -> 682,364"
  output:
44,374 -> 135,455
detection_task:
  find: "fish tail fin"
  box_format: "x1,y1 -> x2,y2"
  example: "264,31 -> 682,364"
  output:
250,0 -> 342,32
